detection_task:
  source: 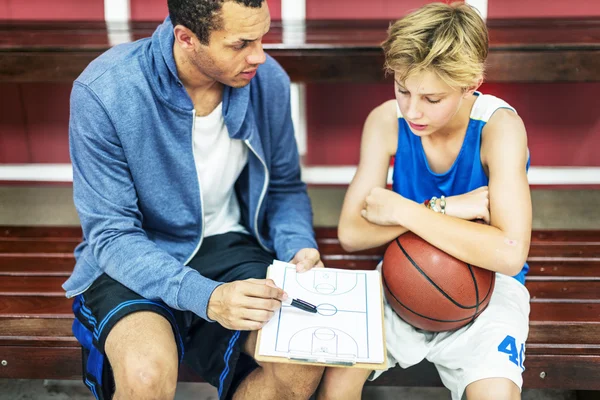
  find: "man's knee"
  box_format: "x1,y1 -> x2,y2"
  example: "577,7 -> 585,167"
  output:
266,363 -> 325,399
113,355 -> 178,400
105,312 -> 179,400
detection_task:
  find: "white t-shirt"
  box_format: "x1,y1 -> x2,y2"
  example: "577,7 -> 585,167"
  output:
193,103 -> 248,237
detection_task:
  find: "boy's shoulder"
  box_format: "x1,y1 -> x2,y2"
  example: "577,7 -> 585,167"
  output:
471,93 -> 517,123
367,99 -> 398,126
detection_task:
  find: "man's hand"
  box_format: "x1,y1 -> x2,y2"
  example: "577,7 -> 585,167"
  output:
445,186 -> 490,224
207,278 -> 287,331
291,248 -> 324,273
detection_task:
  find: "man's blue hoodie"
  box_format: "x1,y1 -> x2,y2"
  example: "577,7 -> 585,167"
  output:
63,18 -> 317,321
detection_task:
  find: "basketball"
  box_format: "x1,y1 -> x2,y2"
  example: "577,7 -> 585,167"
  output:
382,231 -> 495,332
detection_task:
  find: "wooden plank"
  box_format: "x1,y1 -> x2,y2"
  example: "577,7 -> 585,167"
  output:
1,295 -> 598,322
0,226 -> 81,238
0,18 -> 599,83
529,323 -> 600,346
0,317 -> 73,336
3,226 -> 599,243
1,239 -> 598,259
526,344 -> 600,356
527,261 -> 600,278
530,302 -> 600,322
0,296 -> 73,317
0,276 -> 66,296
370,356 -> 600,390
0,346 -> 82,380
1,276 -> 598,301
1,315 -> 596,349
526,281 -> 600,300
0,346 -> 597,390
0,256 -> 74,276
2,226 -> 600,243
2,256 -> 594,279
316,241 -> 600,259
522,355 -> 600,390
0,240 -> 77,253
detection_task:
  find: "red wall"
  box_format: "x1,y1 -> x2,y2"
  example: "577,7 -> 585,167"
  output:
488,0 -> 600,18
0,84 -> 29,163
130,0 -> 281,21
305,82 -> 600,167
0,1 -> 9,19
3,0 -> 104,20
1,0 -> 598,182
303,0 -> 600,171
307,0 -> 433,19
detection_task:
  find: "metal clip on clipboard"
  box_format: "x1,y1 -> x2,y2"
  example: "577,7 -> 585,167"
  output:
286,351 -> 357,366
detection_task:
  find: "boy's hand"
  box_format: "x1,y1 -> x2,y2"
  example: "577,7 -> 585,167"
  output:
291,248 -> 324,273
361,187 -> 405,226
445,186 -> 490,224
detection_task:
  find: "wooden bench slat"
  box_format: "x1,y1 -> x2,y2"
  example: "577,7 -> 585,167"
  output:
1,276 -> 598,301
0,296 -> 73,317
0,276 -> 67,296
0,241 -> 78,253
373,356 -> 600,390
1,316 -> 596,347
0,226 -> 82,238
0,346 -> 598,390
2,295 -> 598,321
3,256 -> 596,279
1,19 -> 600,83
527,281 -> 600,300
3,239 -> 599,261
0,256 -> 74,276
0,317 -> 73,336
0,226 -> 597,391
4,226 -> 600,244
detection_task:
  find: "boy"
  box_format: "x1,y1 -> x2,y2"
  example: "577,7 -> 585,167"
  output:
318,3 -> 532,400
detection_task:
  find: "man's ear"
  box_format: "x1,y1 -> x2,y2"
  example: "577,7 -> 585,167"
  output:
173,25 -> 197,52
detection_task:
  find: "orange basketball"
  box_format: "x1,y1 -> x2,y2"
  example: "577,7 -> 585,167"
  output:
382,232 -> 495,332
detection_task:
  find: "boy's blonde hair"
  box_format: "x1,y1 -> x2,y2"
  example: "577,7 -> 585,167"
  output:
382,2 -> 488,90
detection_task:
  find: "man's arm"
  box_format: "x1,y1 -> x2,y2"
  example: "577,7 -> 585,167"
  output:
69,82 -> 220,320
265,77 -> 317,263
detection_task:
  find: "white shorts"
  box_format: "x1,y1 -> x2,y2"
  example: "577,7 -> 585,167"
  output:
372,263 -> 530,400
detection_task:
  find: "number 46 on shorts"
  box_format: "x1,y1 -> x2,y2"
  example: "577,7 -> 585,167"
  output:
498,335 -> 525,370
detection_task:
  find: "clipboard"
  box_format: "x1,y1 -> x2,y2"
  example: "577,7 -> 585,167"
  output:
255,263 -> 388,370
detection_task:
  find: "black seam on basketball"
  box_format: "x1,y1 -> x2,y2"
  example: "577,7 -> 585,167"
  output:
466,264 -> 480,324
480,273 -> 494,304
382,271 -> 480,323
395,238 -> 477,309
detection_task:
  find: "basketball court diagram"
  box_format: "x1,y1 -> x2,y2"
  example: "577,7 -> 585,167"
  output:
274,266 -> 371,360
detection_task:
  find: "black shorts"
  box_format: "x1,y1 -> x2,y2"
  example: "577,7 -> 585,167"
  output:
71,232 -> 274,400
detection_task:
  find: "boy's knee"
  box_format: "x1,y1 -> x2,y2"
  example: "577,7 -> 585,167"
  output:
268,364 -> 325,399
316,368 -> 370,400
466,378 -> 520,400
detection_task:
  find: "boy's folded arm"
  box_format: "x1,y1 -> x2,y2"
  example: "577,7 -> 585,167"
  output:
338,100 -> 408,252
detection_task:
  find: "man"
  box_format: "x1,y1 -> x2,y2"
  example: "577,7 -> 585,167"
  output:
63,1 -> 326,399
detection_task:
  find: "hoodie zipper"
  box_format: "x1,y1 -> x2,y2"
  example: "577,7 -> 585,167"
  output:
245,139 -> 270,252
185,109 -> 205,265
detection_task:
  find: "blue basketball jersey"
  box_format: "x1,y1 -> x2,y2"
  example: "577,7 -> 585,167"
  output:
391,92 -> 529,284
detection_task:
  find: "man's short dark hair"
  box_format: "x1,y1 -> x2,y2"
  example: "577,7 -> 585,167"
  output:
168,0 -> 265,45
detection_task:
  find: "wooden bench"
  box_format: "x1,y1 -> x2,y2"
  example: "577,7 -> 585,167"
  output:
0,17 -> 599,83
1,226 -> 599,397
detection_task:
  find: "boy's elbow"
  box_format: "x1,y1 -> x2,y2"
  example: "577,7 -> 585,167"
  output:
338,227 -> 360,253
503,244 -> 530,277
